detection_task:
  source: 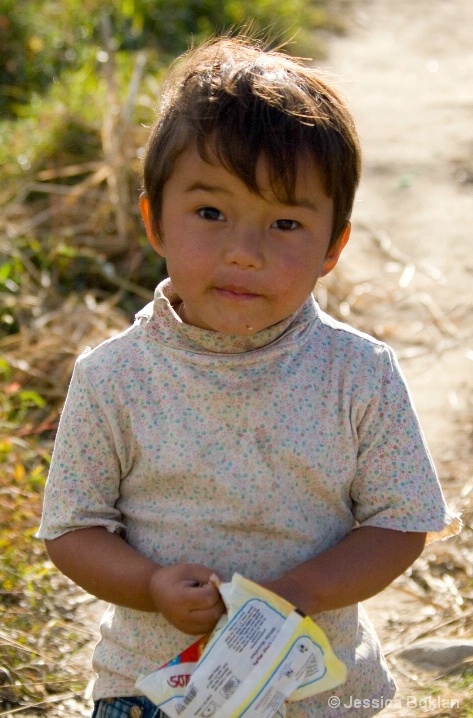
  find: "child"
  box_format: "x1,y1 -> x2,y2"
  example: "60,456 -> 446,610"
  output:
38,36 -> 459,718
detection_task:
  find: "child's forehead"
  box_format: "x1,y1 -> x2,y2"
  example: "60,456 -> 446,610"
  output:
176,140 -> 330,204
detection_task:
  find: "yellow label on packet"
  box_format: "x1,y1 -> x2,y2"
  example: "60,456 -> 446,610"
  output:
136,573 -> 346,718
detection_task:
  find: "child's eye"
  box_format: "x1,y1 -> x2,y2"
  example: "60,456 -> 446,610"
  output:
198,207 -> 225,221
272,219 -> 300,231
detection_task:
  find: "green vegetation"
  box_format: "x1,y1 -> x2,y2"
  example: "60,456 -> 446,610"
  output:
1,0 -> 336,118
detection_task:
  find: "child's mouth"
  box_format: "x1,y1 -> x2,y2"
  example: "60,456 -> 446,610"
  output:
215,285 -> 260,300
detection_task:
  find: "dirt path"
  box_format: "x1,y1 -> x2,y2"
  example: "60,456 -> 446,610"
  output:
326,0 -> 473,714
326,1 -> 473,485
328,0 -> 473,454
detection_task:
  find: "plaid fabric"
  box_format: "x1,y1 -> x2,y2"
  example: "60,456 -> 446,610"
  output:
92,697 -> 163,718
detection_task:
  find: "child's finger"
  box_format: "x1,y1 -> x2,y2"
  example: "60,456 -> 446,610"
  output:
187,602 -> 226,634
185,566 -> 221,587
185,580 -> 224,610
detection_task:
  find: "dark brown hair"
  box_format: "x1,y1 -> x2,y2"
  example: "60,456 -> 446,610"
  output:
143,36 -> 361,247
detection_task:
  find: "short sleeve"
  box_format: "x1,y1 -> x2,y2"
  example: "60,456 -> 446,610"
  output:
37,353 -> 127,539
350,346 -> 461,542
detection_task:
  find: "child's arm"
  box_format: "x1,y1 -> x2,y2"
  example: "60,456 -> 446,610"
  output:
263,526 -> 425,615
45,527 -> 225,635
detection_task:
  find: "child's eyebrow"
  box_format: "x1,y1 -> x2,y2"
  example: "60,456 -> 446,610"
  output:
185,182 -> 230,195
185,181 -> 320,213
284,197 -> 320,212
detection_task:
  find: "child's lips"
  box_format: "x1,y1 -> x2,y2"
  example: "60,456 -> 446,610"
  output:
215,285 -> 261,300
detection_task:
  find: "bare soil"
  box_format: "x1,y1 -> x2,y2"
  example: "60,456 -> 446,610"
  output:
328,0 -> 473,455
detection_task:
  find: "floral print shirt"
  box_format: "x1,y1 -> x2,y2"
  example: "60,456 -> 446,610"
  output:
38,279 -> 459,717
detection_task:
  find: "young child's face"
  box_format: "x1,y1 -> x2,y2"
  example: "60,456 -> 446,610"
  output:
141,143 -> 349,335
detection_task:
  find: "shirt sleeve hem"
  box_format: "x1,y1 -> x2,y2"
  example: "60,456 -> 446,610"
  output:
359,512 -> 462,543
36,521 -> 127,541
425,514 -> 462,544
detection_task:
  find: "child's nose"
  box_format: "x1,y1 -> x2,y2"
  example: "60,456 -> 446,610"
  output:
223,226 -> 264,269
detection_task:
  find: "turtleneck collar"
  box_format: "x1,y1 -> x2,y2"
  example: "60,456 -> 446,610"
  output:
136,278 -> 318,355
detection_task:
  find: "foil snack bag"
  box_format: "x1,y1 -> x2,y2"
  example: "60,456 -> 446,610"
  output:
136,573 -> 346,718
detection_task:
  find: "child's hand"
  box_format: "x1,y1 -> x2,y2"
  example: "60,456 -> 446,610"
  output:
149,563 -> 226,635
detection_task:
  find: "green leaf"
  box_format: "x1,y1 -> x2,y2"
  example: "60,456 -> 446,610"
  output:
18,391 -> 46,408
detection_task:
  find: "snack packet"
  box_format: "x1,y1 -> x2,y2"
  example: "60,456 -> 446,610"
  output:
136,573 -> 346,718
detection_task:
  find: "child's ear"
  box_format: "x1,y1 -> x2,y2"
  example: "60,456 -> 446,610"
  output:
321,223 -> 351,276
139,193 -> 165,257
